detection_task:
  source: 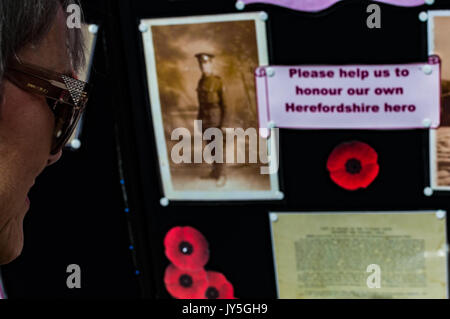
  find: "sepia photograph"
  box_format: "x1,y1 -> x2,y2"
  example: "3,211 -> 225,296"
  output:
140,12 -> 280,200
66,23 -> 98,150
428,11 -> 450,190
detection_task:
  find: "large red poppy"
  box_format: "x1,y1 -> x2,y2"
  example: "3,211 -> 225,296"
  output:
200,271 -> 235,299
164,226 -> 209,271
326,141 -> 379,191
164,264 -> 208,299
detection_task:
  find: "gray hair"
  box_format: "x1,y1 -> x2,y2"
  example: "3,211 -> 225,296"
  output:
0,0 -> 85,100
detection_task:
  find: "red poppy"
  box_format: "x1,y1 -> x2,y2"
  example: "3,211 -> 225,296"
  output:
326,141 -> 379,191
200,271 -> 235,299
164,264 -> 208,299
164,226 -> 209,271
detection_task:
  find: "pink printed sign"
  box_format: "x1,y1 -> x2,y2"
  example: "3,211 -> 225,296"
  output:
238,0 -> 425,12
255,56 -> 441,130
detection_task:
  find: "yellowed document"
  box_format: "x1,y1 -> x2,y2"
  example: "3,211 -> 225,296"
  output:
270,211 -> 448,299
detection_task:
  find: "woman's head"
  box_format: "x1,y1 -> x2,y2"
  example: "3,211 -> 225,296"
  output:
0,0 -> 85,264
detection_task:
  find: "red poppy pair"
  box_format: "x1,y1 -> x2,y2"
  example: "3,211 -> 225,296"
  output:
164,226 -> 235,299
326,141 -> 379,191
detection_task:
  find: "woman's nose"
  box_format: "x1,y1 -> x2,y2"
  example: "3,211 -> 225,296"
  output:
47,149 -> 62,166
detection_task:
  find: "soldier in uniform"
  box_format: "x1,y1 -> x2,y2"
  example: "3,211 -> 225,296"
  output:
195,53 -> 226,185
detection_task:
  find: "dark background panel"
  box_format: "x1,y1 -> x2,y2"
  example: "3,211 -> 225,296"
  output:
2,0 -> 450,299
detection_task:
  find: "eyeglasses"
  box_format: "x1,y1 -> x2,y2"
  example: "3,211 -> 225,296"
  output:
4,56 -> 90,155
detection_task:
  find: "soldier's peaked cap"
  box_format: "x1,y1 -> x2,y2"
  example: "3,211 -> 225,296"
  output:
195,53 -> 215,62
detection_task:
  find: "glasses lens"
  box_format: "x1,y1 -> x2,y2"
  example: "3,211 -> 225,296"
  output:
50,102 -> 83,154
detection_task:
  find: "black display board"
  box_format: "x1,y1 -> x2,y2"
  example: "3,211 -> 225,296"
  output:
0,0 -> 141,298
114,0 -> 450,298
